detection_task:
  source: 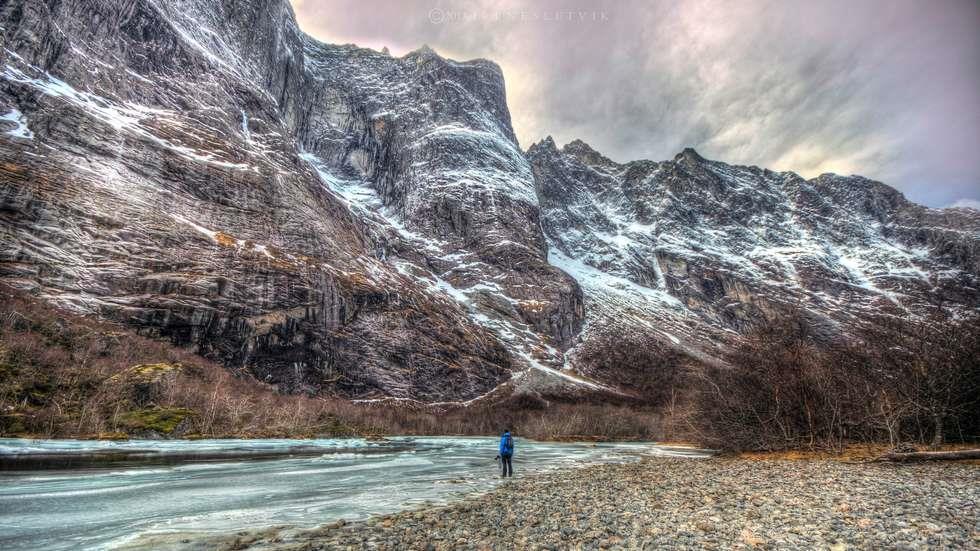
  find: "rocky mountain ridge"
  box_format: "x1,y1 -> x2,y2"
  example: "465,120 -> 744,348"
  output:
529,137 -> 979,379
1,0 -> 977,403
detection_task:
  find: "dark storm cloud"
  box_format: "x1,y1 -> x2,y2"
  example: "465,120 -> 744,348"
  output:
290,0 -> 980,208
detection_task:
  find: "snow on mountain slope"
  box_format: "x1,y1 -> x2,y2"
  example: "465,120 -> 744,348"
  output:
0,0 -> 588,402
529,138 -> 980,374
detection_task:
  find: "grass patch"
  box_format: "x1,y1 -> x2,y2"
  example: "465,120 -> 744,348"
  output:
129,362 -> 182,378
119,408 -> 195,434
0,413 -> 27,434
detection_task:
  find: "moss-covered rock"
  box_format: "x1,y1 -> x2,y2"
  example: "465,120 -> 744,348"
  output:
118,407 -> 194,435
112,363 -> 183,407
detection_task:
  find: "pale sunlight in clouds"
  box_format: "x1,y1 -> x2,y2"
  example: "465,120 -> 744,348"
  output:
290,0 -> 980,208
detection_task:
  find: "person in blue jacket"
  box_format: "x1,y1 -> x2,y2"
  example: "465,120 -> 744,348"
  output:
497,429 -> 514,478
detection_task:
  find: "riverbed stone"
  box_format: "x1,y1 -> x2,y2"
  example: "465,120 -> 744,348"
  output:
217,456 -> 979,550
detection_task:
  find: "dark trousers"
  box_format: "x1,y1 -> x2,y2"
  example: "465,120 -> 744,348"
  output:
500,454 -> 513,477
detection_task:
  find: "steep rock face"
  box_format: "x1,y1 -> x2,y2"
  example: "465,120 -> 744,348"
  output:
529,137 -> 980,374
0,0 -> 976,402
0,0 -> 583,401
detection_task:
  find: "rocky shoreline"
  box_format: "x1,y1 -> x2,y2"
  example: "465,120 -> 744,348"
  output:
206,456 -> 978,550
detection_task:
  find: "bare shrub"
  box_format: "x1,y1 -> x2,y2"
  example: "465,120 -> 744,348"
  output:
686,307 -> 980,452
847,307 -> 980,448
0,285 -> 666,441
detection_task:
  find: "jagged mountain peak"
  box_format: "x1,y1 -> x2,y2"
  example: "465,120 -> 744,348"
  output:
401,43 -> 507,76
530,135 -> 559,150
561,138 -> 618,168
410,44 -> 438,57
673,147 -> 708,165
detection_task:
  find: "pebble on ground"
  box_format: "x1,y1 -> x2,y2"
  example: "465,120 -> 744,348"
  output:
225,457 -> 980,550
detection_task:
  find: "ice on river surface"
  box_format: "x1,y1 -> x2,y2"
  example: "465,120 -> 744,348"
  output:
0,437 -> 708,550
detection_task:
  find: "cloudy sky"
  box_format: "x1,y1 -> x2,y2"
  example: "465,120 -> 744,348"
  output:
290,0 -> 980,208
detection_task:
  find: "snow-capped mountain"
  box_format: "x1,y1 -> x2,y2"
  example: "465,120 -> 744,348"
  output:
530,139 -> 980,378
1,0 -> 976,403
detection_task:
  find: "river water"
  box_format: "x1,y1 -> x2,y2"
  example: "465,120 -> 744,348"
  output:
0,437 -> 707,550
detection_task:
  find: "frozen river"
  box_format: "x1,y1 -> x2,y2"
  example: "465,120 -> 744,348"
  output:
0,437 -> 708,550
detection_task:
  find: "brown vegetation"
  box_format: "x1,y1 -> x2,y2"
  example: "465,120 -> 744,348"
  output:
0,286 -> 364,438
683,308 -> 980,452
0,286 -> 660,440
3,283 -> 976,451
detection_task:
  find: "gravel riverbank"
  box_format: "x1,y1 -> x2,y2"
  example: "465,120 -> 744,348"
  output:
212,456 -> 978,550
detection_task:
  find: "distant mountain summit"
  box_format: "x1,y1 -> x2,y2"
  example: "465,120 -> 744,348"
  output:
1,0 -> 977,403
